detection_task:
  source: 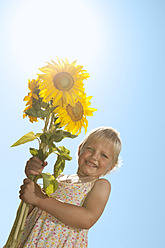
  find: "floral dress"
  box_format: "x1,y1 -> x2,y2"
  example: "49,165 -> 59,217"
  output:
19,177 -> 95,247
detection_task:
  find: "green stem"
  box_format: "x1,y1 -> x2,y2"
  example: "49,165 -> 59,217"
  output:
15,204 -> 30,247
4,201 -> 23,247
49,113 -> 55,131
4,175 -> 37,248
43,116 -> 50,132
5,114 -> 51,247
13,202 -> 27,241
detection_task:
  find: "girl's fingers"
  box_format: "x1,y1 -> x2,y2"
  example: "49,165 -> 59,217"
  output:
23,178 -> 32,184
20,178 -> 33,194
19,183 -> 26,196
43,161 -> 48,167
19,188 -> 23,195
27,169 -> 40,176
29,156 -> 47,169
25,156 -> 47,177
30,156 -> 43,164
20,185 -> 24,190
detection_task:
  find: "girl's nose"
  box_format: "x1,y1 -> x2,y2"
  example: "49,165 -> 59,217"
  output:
92,151 -> 99,160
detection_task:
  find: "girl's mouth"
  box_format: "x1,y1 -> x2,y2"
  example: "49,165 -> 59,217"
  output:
85,160 -> 98,168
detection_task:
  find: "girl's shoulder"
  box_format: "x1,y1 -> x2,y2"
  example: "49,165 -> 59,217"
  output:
83,178 -> 111,210
92,178 -> 111,195
96,177 -> 111,184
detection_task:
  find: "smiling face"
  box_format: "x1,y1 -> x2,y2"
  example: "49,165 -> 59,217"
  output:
77,139 -> 115,179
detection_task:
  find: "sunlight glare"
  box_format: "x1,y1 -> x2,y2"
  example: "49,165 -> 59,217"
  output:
10,0 -> 100,77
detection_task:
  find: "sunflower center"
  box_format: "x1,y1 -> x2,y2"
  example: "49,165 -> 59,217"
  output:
66,101 -> 84,121
53,72 -> 74,91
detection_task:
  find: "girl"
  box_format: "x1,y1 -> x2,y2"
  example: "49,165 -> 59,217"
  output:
19,127 -> 122,247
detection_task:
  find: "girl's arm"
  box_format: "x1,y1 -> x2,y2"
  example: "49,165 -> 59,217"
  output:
24,156 -> 47,215
19,178 -> 111,229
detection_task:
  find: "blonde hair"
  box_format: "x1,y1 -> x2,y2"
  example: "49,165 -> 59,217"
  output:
79,127 -> 122,174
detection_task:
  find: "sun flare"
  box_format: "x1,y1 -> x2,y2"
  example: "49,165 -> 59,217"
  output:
9,0 -> 100,75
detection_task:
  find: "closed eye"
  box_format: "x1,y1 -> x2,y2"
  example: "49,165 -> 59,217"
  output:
102,153 -> 108,158
86,146 -> 93,151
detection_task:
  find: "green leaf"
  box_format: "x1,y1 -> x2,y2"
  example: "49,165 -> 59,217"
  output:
36,133 -> 42,138
49,130 -> 77,143
50,130 -> 64,143
11,132 -> 37,147
58,146 -> 70,154
29,148 -> 48,162
40,133 -> 53,146
40,133 -> 48,144
41,101 -> 49,109
60,153 -> 72,161
62,131 -> 77,139
48,142 -> 57,155
25,107 -> 50,118
36,173 -> 58,195
30,148 -> 38,156
54,156 -> 65,178
56,146 -> 72,161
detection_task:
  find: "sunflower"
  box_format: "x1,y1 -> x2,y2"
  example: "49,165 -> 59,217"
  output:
38,58 -> 90,106
23,79 -> 40,123
55,92 -> 97,135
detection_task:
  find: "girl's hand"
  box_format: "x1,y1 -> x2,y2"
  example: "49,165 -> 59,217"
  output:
19,178 -> 48,206
25,156 -> 47,178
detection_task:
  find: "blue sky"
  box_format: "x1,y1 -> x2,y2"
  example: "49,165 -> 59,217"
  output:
0,0 -> 165,247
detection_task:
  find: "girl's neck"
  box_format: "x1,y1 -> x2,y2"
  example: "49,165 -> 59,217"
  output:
76,168 -> 100,180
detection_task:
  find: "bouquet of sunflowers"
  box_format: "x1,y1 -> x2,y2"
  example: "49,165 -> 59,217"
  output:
4,58 -> 96,248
